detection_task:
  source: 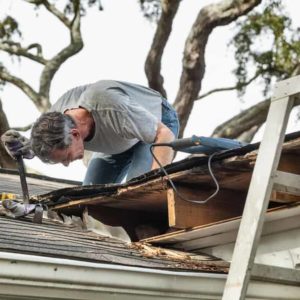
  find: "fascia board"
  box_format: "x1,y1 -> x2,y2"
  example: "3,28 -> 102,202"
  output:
0,253 -> 300,300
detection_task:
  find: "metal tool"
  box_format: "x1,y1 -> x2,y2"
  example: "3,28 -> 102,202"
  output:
16,155 -> 30,205
16,155 -> 43,223
168,135 -> 247,154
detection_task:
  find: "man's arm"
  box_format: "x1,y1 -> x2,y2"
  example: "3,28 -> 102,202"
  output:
151,122 -> 175,170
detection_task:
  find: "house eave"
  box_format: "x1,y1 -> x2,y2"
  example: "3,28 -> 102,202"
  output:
0,252 -> 300,300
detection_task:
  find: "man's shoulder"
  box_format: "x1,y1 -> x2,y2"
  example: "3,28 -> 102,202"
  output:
51,84 -> 90,110
51,80 -> 141,112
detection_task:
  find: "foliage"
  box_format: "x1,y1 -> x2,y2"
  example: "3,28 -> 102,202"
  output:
64,0 -> 103,16
0,16 -> 21,42
139,0 -> 161,23
231,0 -> 300,98
0,0 -> 92,112
22,0 -> 103,17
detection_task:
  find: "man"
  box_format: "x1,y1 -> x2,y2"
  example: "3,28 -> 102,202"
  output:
1,80 -> 179,184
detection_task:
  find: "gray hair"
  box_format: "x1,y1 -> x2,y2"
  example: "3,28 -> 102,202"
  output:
31,112 -> 76,163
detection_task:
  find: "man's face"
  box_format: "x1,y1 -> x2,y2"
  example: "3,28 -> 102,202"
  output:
49,129 -> 84,166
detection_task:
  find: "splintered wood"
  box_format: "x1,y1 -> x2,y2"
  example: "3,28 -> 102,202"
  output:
166,139 -> 300,228
47,137 -> 300,229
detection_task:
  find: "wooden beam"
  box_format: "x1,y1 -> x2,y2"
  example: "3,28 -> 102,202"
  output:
273,170 -> 300,190
167,186 -> 246,229
278,153 -> 300,174
270,190 -> 300,203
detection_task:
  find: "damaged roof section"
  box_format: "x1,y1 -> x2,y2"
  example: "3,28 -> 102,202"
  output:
2,131 -> 300,246
33,132 -> 300,208
0,168 -> 229,275
0,215 -> 228,274
25,132 -> 300,235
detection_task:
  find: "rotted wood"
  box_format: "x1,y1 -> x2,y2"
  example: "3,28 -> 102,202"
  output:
52,177 -> 170,212
51,148 -> 300,214
53,171 -> 191,212
0,216 -> 229,273
30,137 -> 300,213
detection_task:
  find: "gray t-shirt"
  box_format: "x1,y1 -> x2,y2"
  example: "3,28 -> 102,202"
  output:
50,80 -> 163,154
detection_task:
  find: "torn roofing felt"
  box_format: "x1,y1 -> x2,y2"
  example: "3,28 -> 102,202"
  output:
31,130 -> 300,208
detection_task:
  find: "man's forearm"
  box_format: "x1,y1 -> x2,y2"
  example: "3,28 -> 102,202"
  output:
151,122 -> 175,170
151,145 -> 174,169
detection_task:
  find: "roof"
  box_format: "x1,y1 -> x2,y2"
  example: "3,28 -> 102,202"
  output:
0,168 -> 79,197
1,133 -> 300,298
24,131 -> 300,235
2,132 -> 300,239
1,250 -> 299,300
1,132 -> 300,250
0,214 -> 228,273
0,168 -> 229,273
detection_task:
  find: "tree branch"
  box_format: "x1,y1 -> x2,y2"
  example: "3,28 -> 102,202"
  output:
26,43 -> 43,56
0,1 -> 84,114
236,125 -> 261,143
145,0 -> 181,98
173,0 -> 262,138
212,98 -> 270,140
0,68 -> 43,110
38,0 -> 83,100
196,71 -> 260,100
25,0 -> 71,27
0,41 -> 47,64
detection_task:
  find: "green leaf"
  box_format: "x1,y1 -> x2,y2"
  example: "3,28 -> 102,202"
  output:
230,0 -> 300,98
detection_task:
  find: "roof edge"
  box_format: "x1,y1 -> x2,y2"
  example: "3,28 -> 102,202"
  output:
0,252 -> 299,300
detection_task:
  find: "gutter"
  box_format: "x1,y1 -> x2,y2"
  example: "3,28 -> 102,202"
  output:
0,252 -> 299,300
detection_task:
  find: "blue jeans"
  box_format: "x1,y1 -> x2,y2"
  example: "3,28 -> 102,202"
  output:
83,99 -> 179,185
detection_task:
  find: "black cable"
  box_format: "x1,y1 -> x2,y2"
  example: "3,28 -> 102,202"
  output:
150,144 -> 220,204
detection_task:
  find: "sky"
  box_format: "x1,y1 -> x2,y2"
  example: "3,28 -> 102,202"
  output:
0,0 -> 300,181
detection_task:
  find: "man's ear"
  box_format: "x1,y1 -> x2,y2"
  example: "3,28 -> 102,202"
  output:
70,128 -> 80,138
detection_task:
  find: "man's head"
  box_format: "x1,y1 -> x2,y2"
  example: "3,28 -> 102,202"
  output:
31,112 -> 85,166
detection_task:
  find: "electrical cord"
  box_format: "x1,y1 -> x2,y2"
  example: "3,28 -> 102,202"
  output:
150,143 -> 220,204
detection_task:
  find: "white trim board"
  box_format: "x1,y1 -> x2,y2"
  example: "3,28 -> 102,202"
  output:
145,204 -> 300,251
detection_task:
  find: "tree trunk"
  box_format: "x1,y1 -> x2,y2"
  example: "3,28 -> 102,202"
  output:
145,0 -> 181,98
173,0 -> 262,138
0,99 -> 17,169
212,98 -> 270,141
0,1 -> 84,113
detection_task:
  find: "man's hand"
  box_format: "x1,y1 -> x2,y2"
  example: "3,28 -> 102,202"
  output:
1,129 -> 35,159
